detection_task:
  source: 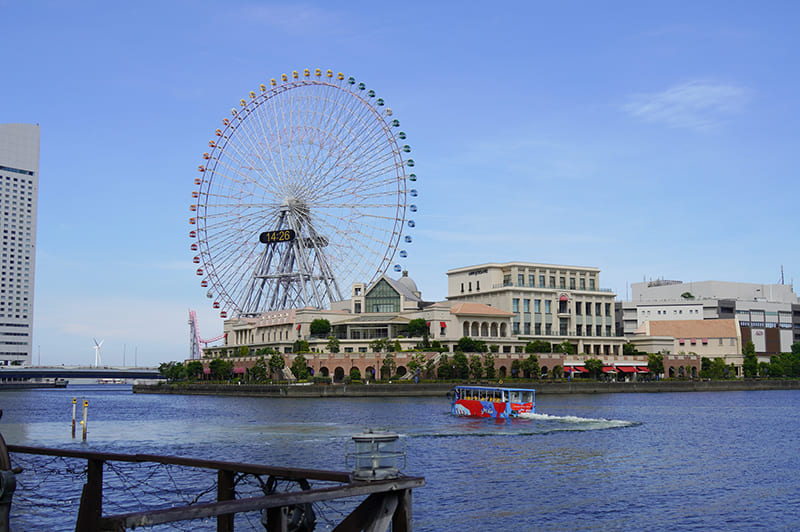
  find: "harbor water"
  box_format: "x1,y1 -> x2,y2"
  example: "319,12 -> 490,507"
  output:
2,385 -> 799,530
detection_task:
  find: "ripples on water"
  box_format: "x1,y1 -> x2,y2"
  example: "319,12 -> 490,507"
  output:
2,385 -> 800,531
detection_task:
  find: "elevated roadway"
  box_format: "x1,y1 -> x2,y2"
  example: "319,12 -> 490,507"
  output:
0,366 -> 163,380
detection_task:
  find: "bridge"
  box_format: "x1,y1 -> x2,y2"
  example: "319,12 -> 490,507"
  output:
0,366 -> 163,380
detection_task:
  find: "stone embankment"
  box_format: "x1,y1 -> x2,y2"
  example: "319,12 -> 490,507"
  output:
133,379 -> 800,398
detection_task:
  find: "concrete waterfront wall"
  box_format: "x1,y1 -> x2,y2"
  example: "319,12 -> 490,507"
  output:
133,379 -> 800,398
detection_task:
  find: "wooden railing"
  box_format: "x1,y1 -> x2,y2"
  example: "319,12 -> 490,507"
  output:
2,442 -> 424,531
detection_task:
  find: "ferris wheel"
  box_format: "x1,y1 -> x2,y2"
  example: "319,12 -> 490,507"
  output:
190,69 -> 417,318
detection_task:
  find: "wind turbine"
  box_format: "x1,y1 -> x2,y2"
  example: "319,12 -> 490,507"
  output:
93,338 -> 104,367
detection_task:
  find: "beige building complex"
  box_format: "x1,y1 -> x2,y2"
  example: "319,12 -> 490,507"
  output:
446,262 -> 625,356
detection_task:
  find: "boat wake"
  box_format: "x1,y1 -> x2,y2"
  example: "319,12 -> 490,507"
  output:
518,411 -> 636,430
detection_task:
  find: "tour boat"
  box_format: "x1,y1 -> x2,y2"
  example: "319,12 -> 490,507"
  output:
449,385 -> 535,419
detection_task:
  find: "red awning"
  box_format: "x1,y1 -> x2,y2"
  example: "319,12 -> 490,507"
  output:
440,321 -> 447,328
616,366 -> 637,373
559,295 -> 568,301
296,324 -> 301,330
602,366 -> 617,373
233,367 -> 246,374
637,366 -> 650,373
566,366 -> 587,373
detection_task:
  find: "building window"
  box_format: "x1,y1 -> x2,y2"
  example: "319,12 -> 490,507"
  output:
545,324 -> 552,335
575,303 -> 582,315
606,325 -> 611,336
569,278 -> 576,290
534,300 -> 541,313
344,347 -> 353,353
595,303 -> 602,316
513,322 -> 520,334
523,299 -> 530,313
576,325 -> 582,336
559,277 -> 566,289
535,323 -> 542,335
523,322 -> 531,334
560,318 -> 568,335
605,303 -> 611,317
596,325 -> 602,336
549,276 -> 555,288
354,302 -> 361,313
589,279 -> 595,290
586,302 -> 592,315
539,275 -> 545,287
528,274 -> 534,287
580,278 -> 585,290
518,274 -> 524,286
365,279 -> 401,313
545,300 -> 551,314
460,283 -> 464,293
476,281 -> 480,290
558,300 -> 568,313
469,282 -> 472,291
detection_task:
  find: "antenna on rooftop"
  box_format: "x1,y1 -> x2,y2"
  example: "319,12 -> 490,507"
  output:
780,265 -> 785,285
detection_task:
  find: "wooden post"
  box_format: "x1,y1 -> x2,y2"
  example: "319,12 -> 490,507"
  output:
75,458 -> 103,531
81,399 -> 88,442
392,489 -> 412,532
217,469 -> 234,532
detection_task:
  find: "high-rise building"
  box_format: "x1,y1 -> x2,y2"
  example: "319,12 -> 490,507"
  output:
0,124 -> 40,365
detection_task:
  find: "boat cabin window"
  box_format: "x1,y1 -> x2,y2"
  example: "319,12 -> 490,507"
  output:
510,391 -> 521,403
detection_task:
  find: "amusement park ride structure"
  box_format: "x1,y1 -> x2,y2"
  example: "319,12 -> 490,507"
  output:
190,68 -> 417,319
188,310 -> 225,360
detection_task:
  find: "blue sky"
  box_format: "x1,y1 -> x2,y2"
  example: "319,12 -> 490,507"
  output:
2,1 -> 798,366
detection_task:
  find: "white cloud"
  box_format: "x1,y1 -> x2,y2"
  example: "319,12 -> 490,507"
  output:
623,81 -> 751,131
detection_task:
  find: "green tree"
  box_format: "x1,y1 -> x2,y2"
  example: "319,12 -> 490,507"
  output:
249,356 -> 268,383
407,352 -> 427,376
209,358 -> 233,381
648,353 -> 665,377
457,337 -> 486,353
758,361 -> 771,377
522,354 -> 540,379
584,358 -> 603,379
327,336 -> 340,353
623,343 -> 639,356
437,354 -> 453,380
489,344 -> 499,353
291,354 -> 310,380
185,360 -> 204,381
370,338 -> 387,353
349,366 -> 361,381
742,341 -> 758,378
380,353 -> 396,379
393,339 -> 402,352
483,352 -> 496,380
292,339 -> 309,353
237,346 -> 250,357
557,341 -> 576,355
769,356 -> 785,378
510,359 -> 522,378
552,365 -> 564,379
158,361 -> 186,382
310,319 -> 331,336
268,353 -> 286,380
425,356 -> 437,378
709,357 -> 728,379
469,354 -> 483,380
452,351 -> 469,379
525,340 -> 551,353
700,357 -> 712,379
407,318 -> 429,337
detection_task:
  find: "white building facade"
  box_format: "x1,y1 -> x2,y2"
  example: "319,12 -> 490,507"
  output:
0,124 -> 40,365
446,262 -> 624,356
617,279 -> 799,356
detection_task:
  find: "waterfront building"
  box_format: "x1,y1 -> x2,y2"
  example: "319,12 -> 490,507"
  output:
631,319 -> 741,377
0,124 -> 39,366
616,279 -> 799,356
446,262 -> 625,356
